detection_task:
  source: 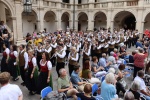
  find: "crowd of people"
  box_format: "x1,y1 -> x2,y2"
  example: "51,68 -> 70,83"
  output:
0,27 -> 150,100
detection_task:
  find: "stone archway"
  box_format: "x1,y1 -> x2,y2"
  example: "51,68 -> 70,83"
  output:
78,12 -> 88,31
22,10 -> 38,36
94,11 -> 107,30
44,11 -> 57,33
61,12 -> 70,31
114,11 -> 136,31
144,13 -> 150,31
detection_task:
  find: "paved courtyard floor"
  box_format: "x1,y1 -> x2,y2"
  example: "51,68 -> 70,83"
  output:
2,46 -> 150,100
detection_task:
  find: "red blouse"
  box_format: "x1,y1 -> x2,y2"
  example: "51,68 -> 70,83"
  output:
134,53 -> 146,68
9,52 -> 16,59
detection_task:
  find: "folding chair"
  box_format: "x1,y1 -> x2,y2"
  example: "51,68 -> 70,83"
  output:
41,86 -> 52,100
95,96 -> 104,100
92,84 -> 99,96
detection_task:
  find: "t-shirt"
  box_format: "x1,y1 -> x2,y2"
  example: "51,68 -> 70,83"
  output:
57,76 -> 70,89
76,93 -> 96,100
0,84 -> 22,100
129,89 -> 140,100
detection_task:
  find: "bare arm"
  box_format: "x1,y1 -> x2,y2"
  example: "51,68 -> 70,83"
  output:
18,94 -> 23,100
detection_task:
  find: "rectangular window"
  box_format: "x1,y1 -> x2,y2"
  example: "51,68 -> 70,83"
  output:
62,0 -> 69,3
78,0 -> 81,4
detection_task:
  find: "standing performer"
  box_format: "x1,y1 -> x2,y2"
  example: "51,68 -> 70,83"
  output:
19,44 -> 28,86
8,45 -> 19,81
51,38 -> 57,67
44,40 -> 52,59
56,44 -> 66,77
83,43 -> 90,64
26,49 -> 38,95
36,42 -> 43,71
68,47 -> 79,76
1,43 -> 10,72
108,38 -> 115,55
37,52 -> 53,94
95,41 -> 102,60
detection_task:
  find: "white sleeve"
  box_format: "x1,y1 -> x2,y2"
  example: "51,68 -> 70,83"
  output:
68,53 -> 70,59
97,45 -> 101,49
51,43 -> 57,48
85,48 -> 90,56
47,61 -> 52,70
24,52 -> 28,69
71,53 -> 79,61
57,51 -> 66,58
32,57 -> 37,67
5,48 -> 10,54
63,46 -> 67,51
45,47 -> 52,53
14,51 -> 18,58
37,48 -> 42,52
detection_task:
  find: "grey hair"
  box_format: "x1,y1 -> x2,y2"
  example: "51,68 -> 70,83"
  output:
124,91 -> 135,100
105,73 -> 115,83
59,68 -> 66,75
108,68 -> 115,74
131,81 -> 140,91
110,51 -> 114,56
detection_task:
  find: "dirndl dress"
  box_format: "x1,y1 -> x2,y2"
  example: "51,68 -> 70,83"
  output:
36,61 -> 53,94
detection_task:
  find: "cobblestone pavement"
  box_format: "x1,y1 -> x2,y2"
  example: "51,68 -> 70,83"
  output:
1,46 -> 149,100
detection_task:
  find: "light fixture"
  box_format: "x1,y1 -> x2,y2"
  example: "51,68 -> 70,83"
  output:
23,0 -> 32,14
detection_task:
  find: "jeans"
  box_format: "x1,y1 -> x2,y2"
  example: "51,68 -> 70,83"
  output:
143,95 -> 150,100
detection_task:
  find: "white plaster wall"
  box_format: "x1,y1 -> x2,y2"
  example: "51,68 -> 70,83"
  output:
94,13 -> 107,29
44,21 -> 56,33
22,15 -> 37,36
82,0 -> 88,3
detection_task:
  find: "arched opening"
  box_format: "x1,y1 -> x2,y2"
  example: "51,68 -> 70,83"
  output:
114,11 -> 136,31
0,1 -> 13,32
61,12 -> 69,31
144,13 -> 150,31
22,10 -> 38,36
78,12 -> 88,31
94,12 -> 107,30
44,11 -> 56,33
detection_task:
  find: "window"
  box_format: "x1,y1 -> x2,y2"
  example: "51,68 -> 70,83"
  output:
78,0 -> 81,4
62,0 -> 69,3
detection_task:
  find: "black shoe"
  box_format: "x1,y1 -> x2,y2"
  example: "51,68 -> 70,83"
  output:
21,82 -> 25,86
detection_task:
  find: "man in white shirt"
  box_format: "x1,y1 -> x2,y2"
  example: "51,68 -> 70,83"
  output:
134,70 -> 150,100
0,72 -> 23,100
19,44 -> 28,86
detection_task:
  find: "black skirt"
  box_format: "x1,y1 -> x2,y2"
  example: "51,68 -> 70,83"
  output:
36,72 -> 49,94
8,58 -> 18,79
1,57 -> 8,72
25,67 -> 37,92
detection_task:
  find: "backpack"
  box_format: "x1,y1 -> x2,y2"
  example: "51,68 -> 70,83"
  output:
44,91 -> 66,100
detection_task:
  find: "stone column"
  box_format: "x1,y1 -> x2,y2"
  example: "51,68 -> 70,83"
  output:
37,8 -> 44,31
11,17 -> 17,44
0,3 -> 6,23
136,9 -> 144,33
107,9 -> 113,32
56,9 -> 62,30
15,0 -> 26,45
87,11 -> 94,31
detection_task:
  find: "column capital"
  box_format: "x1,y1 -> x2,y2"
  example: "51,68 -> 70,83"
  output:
10,17 -> 17,20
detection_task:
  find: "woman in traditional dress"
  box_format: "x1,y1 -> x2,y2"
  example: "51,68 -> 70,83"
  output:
36,52 -> 53,94
8,45 -> 19,81
1,43 -> 10,72
26,49 -> 38,95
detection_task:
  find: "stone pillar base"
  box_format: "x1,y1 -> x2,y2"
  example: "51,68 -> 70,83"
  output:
16,39 -> 26,46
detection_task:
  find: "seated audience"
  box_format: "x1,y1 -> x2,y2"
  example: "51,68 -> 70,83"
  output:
76,84 -> 96,100
57,68 -> 78,100
134,70 -> 150,100
124,91 -> 135,100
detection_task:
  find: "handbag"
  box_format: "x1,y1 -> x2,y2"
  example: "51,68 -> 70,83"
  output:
45,91 -> 65,100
